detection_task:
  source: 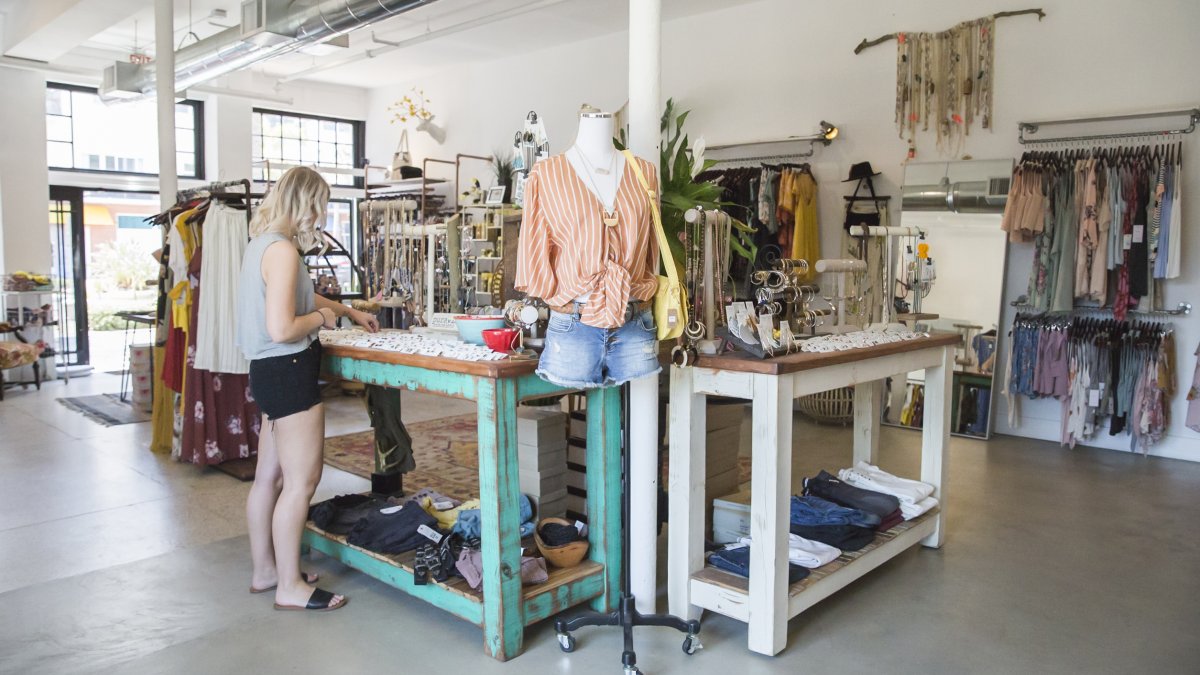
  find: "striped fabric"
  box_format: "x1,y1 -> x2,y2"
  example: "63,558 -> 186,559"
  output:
515,154 -> 660,329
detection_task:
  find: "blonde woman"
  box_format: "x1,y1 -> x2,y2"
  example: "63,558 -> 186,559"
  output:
237,167 -> 378,611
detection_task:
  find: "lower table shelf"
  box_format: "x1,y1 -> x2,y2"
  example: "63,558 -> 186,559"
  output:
303,521 -> 607,627
689,509 -> 940,622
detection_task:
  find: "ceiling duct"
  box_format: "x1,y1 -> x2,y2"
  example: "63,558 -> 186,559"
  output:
101,0 -> 434,100
902,176 -> 1011,214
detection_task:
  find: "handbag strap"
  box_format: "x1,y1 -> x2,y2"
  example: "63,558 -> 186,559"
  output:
621,150 -> 679,287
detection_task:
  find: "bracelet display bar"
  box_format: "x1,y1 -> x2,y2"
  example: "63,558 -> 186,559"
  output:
308,343 -> 622,661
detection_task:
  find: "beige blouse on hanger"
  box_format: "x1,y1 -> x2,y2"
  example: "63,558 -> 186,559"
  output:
515,154 -> 660,329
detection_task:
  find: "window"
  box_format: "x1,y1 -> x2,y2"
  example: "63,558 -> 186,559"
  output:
251,109 -> 362,187
45,83 -> 203,179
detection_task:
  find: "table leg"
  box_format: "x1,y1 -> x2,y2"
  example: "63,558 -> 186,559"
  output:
748,373 -> 793,655
584,386 -> 622,613
475,378 -> 524,660
667,365 -> 706,622
853,379 -> 882,465
921,346 -> 952,549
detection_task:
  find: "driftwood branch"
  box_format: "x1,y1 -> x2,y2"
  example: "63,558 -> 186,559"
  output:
853,8 -> 1046,54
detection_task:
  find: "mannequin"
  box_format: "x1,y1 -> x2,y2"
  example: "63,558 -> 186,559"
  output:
566,112 -> 626,212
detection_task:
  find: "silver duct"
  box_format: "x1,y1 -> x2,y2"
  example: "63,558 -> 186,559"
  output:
101,0 -> 434,100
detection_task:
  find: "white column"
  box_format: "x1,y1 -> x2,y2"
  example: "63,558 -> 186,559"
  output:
155,0 -> 177,210
627,0 -> 662,615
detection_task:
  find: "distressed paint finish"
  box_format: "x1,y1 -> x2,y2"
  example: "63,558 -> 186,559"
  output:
301,530 -> 484,625
475,377 -> 525,660
514,372 -> 568,401
521,573 -> 606,625
324,355 -> 480,400
584,386 -> 622,613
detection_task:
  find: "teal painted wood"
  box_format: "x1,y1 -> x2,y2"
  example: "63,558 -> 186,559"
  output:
474,378 -> 526,661
301,530 -> 484,625
584,386 -> 623,613
325,355 -> 481,401
521,572 -> 606,625
515,373 -> 568,401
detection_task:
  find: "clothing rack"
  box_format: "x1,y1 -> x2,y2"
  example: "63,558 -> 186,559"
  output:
1009,295 -> 1192,316
1018,108 -> 1200,145
707,136 -> 832,164
175,179 -> 253,227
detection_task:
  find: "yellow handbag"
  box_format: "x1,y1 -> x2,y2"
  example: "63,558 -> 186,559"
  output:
622,150 -> 687,341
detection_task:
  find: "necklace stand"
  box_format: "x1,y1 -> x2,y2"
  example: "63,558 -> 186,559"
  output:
554,381 -> 701,675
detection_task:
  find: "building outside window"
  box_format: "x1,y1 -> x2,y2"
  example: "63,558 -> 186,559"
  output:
45,83 -> 203,178
251,109 -> 363,187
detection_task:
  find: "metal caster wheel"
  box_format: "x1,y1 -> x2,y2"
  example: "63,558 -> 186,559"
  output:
557,632 -> 575,653
623,667 -> 642,675
682,634 -> 702,655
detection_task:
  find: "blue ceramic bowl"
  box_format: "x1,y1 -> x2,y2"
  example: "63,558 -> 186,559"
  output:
454,316 -> 507,345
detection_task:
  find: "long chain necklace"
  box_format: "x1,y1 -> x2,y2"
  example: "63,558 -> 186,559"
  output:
572,147 -> 620,227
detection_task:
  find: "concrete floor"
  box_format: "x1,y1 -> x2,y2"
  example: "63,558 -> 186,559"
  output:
1,372 -> 1198,675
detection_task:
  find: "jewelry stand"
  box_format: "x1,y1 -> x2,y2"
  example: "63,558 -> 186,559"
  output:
555,381 -> 701,675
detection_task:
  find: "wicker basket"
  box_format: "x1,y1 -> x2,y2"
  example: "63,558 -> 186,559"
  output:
795,386 -> 854,425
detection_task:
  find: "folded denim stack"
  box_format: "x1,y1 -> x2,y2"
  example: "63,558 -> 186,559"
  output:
788,494 -> 877,551
708,544 -> 810,584
803,470 -> 904,531
837,461 -> 939,521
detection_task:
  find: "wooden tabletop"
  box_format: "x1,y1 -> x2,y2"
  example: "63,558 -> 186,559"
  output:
322,342 -> 541,379
692,332 -> 961,375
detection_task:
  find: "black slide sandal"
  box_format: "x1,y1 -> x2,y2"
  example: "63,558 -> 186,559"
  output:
274,587 -> 348,612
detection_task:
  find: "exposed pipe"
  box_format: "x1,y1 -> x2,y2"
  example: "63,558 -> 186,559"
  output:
277,0 -> 568,83
186,84 -> 294,105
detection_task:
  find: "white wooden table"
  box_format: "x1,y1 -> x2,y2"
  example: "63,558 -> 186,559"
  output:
667,333 -> 960,656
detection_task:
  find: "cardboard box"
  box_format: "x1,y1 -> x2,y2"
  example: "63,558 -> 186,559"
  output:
516,408 -> 566,445
712,488 -> 751,544
517,441 -> 567,471
520,469 -> 567,496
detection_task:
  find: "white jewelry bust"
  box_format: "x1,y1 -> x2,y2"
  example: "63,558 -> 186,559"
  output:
565,111 -> 625,211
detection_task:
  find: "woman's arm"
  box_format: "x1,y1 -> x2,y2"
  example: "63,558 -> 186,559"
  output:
314,294 -> 380,332
262,240 -> 333,343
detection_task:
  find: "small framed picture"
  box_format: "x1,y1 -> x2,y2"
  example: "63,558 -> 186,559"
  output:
484,185 -> 506,206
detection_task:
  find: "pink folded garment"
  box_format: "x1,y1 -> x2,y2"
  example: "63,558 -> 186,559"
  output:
456,549 -> 549,590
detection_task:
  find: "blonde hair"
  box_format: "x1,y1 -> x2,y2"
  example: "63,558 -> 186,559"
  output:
250,166 -> 330,253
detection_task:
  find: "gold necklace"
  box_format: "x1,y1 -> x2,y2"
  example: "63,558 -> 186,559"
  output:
572,148 -> 620,227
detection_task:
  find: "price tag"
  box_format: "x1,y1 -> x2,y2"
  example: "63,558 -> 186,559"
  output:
574,520 -> 586,535
433,499 -> 456,510
380,505 -> 403,515
1123,234 -> 1133,250
1088,389 -> 1100,407
1133,225 -> 1144,243
417,524 -> 443,543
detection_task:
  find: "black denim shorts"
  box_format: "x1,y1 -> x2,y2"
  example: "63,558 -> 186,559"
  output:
249,340 -> 323,420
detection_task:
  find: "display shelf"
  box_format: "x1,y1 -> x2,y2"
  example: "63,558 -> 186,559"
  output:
303,521 -> 606,626
688,509 -> 939,622
1,289 -> 57,296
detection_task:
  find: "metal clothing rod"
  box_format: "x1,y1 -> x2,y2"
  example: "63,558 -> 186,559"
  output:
1009,295 -> 1192,316
176,178 -> 251,203
1018,108 -> 1200,145
708,135 -> 830,163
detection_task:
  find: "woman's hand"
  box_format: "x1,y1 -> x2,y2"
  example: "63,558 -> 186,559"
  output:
317,307 -> 338,329
348,309 -> 380,333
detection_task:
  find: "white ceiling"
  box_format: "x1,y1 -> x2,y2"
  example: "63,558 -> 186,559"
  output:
0,0 -> 755,90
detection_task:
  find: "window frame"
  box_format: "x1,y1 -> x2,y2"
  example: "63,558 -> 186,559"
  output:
251,107 -> 365,189
45,82 -> 205,180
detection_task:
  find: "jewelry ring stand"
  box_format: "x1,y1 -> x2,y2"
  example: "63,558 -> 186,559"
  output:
554,381 -> 701,675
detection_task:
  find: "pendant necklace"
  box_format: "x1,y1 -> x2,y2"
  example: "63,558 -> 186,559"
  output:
573,147 -> 620,227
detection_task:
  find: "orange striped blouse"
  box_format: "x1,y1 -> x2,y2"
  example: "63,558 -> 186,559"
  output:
515,153 -> 660,329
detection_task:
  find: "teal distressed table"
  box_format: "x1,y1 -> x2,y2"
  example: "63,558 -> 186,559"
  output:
305,343 -> 621,661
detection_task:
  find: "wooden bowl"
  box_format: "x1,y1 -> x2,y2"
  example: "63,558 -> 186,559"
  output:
534,517 -> 589,568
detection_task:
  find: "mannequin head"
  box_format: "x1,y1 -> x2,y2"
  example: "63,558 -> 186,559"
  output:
573,109 -> 617,160
250,166 -> 330,252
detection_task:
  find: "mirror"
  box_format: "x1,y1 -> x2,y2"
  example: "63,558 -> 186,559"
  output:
882,158 -> 1012,439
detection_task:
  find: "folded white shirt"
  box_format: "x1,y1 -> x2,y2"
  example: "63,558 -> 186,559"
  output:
900,495 -> 938,520
737,535 -> 841,569
838,461 -> 934,505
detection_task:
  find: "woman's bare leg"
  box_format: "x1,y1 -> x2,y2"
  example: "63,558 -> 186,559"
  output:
248,413 -> 282,590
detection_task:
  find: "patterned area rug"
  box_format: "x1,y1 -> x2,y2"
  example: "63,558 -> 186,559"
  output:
323,414 -> 482,499
58,394 -> 151,426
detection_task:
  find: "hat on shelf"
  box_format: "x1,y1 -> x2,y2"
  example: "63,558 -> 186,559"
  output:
842,161 -> 882,182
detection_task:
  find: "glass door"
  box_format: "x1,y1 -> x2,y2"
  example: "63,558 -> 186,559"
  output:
49,186 -> 88,366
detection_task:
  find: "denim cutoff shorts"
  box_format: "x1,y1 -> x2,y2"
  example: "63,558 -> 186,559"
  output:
535,303 -> 661,388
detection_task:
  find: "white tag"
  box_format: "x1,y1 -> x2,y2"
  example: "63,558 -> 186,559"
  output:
433,499 -> 455,510
574,520 -> 586,535
418,524 -> 443,543
379,505 -> 403,515
1123,234 -> 1133,250
1088,389 -> 1100,407
1133,225 -> 1144,243
1099,382 -> 1106,392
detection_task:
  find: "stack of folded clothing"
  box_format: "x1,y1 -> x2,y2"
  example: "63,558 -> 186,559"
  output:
837,461 -> 938,520
737,534 -> 841,569
788,495 -> 876,551
804,470 -> 904,531
708,544 -> 810,583
452,494 -> 537,539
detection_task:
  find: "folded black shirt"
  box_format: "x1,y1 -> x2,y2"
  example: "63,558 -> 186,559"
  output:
345,501 -> 440,554
308,494 -> 381,535
803,470 -> 901,520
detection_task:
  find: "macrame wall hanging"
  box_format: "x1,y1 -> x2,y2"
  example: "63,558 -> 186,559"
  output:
854,8 -> 1046,156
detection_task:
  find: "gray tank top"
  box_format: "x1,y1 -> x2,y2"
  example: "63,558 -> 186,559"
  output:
237,232 -> 317,361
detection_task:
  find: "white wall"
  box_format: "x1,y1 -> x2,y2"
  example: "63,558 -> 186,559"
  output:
364,0 -> 1200,461
0,66 -> 51,275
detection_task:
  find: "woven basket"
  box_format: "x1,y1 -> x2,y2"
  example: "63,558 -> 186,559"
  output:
795,386 -> 854,425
